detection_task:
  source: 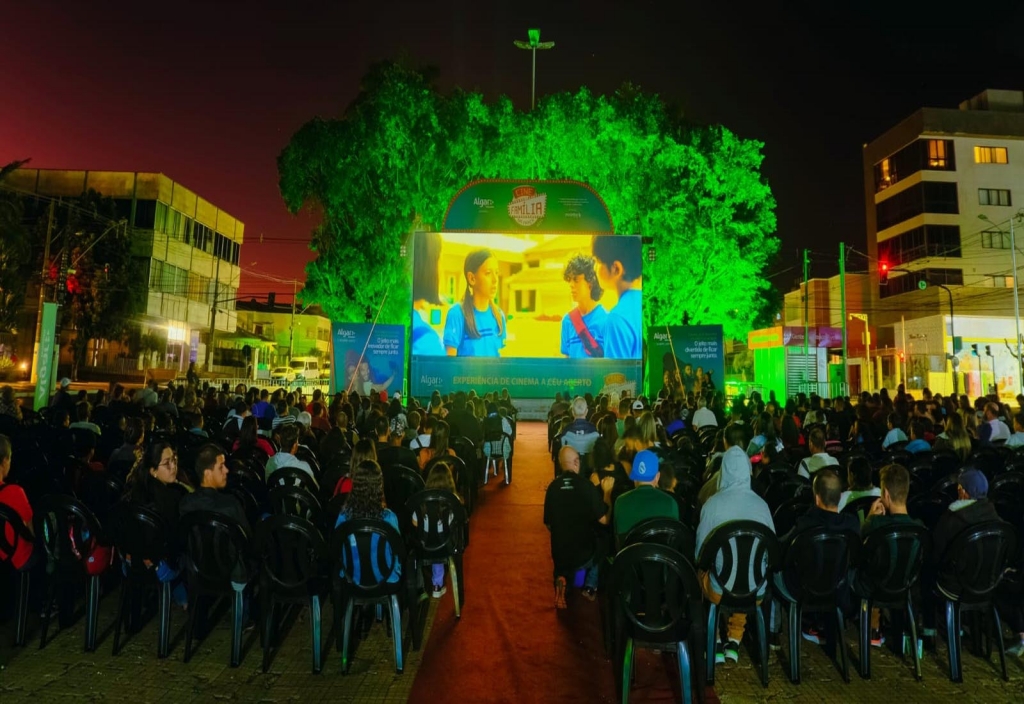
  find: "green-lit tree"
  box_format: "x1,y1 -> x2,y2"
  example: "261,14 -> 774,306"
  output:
0,160 -> 34,333
279,62 -> 779,341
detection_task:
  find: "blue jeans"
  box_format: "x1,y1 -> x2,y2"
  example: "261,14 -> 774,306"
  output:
769,573 -> 796,633
431,563 -> 446,587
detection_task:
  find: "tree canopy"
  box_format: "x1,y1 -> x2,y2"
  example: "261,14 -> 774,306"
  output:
278,62 -> 779,340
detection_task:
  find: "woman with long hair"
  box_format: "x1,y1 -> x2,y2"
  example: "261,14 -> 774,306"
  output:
934,411 -> 972,462
328,438 -> 377,497
443,249 -> 506,357
418,419 -> 455,471
636,411 -> 659,448
747,412 -> 783,457
232,415 -> 275,459
334,460 -> 401,584
416,459 -> 462,598
125,441 -> 192,526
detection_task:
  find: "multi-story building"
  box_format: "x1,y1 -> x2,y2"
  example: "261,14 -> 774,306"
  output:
863,89 -> 1024,398
235,295 -> 332,370
9,169 -> 243,375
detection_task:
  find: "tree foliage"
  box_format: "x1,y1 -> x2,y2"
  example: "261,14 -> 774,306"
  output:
279,62 -> 779,340
0,160 -> 34,333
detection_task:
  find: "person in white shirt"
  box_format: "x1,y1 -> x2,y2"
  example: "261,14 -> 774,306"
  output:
981,402 -> 1011,444
797,427 -> 839,479
881,412 -> 908,449
836,455 -> 881,511
68,401 -> 102,436
1005,412 -> 1024,449
692,396 -> 718,429
265,424 -> 316,484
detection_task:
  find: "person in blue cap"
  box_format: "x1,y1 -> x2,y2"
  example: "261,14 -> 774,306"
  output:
592,236 -> 642,360
612,448 -> 678,538
443,249 -> 506,357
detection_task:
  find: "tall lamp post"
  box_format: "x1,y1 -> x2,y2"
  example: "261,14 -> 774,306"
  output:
979,211 -> 1023,394
514,28 -> 555,111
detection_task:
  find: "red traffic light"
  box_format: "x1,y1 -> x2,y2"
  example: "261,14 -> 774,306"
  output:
879,260 -> 889,284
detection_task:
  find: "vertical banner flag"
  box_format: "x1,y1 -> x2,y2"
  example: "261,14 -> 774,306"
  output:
34,302 -> 59,411
647,325 -> 725,398
331,323 -> 406,397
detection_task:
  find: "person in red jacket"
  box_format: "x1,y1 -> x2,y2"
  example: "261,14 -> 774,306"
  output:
0,434 -> 34,571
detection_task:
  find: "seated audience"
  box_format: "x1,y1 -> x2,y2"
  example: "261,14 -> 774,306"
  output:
613,449 -> 678,539
797,427 -> 839,479
334,460 -> 401,584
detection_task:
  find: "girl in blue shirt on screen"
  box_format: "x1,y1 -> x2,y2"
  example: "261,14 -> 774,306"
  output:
592,236 -> 643,360
411,231 -> 446,356
335,459 -> 402,584
443,249 -> 507,357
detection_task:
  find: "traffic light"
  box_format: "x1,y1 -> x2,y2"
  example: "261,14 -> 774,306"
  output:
879,260 -> 889,285
985,345 -> 992,357
899,350 -> 905,362
971,344 -> 979,356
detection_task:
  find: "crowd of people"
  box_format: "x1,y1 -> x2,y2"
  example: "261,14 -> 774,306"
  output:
0,378 -> 517,649
543,384 -> 1024,674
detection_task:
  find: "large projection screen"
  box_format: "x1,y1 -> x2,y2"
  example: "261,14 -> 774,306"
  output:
409,231 -> 643,399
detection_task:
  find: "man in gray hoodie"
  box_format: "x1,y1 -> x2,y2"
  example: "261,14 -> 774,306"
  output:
696,445 -> 775,665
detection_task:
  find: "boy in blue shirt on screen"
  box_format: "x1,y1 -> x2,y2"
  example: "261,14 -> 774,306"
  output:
592,236 -> 643,359
443,249 -> 507,357
560,254 -> 607,358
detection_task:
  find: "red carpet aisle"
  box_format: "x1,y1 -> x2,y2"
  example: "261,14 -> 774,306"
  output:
409,422 -> 713,704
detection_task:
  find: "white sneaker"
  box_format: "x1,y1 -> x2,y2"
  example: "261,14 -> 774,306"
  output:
431,585 -> 447,599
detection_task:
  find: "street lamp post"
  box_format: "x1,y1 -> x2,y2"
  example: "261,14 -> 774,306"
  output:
514,29 -> 555,111
935,283 -> 958,396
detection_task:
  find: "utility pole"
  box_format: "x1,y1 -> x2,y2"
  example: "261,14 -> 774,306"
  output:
936,284 -> 958,396
288,279 -> 297,360
206,251 -> 221,372
514,29 -> 555,111
1011,214 -> 1022,393
802,248 -> 810,358
839,242 -> 847,395
30,199 -> 56,384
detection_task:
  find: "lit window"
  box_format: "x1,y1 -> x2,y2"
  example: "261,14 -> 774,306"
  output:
974,146 -> 1009,164
880,158 -> 891,184
927,140 -> 947,168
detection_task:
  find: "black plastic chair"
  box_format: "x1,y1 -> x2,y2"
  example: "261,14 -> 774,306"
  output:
255,514 -> 329,673
611,543 -> 705,704
451,436 -> 480,514
267,466 -> 319,495
0,502 -> 33,647
853,522 -> 929,680
772,496 -> 812,537
622,517 -> 696,560
109,503 -> 175,658
77,472 -> 124,527
935,520 -> 1018,683
841,495 -> 879,526
382,464 -> 425,537
178,510 -> 251,667
269,486 -> 324,526
776,526 -> 860,683
969,447 -> 1006,480
34,494 -> 107,652
405,490 -> 468,619
697,520 -> 780,687
764,476 -> 811,515
989,472 -> 1024,528
331,518 -> 416,674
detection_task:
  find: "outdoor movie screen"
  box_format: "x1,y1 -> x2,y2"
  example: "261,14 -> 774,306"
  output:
412,232 -> 643,359
409,231 -> 644,397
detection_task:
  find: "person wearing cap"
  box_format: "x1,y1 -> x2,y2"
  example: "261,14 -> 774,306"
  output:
630,399 -> 646,418
695,440 -> 774,665
50,377 -> 76,416
920,466 -> 1002,645
559,397 -> 600,457
612,449 -> 678,539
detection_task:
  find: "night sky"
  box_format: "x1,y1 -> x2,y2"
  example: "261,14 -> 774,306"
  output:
4,1 -> 1023,302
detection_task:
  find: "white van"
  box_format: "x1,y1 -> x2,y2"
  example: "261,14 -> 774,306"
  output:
288,356 -> 321,379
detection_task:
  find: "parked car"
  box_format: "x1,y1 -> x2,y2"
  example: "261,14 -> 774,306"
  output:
270,366 -> 296,383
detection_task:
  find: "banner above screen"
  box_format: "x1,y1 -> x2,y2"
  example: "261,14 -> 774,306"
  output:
443,180 -> 615,234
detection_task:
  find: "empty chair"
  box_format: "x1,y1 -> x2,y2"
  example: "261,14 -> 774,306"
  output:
406,489 -> 468,619
772,496 -> 813,537
331,518 -> 418,674
611,543 -> 705,704
774,526 -> 860,683
934,520 -> 1017,683
852,523 -> 929,680
622,517 -> 696,559
255,514 -> 329,673
109,503 -> 176,657
381,465 -> 425,537
269,486 -> 324,526
34,494 -> 109,652
840,496 -> 879,526
697,521 -> 780,686
178,510 -> 251,667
